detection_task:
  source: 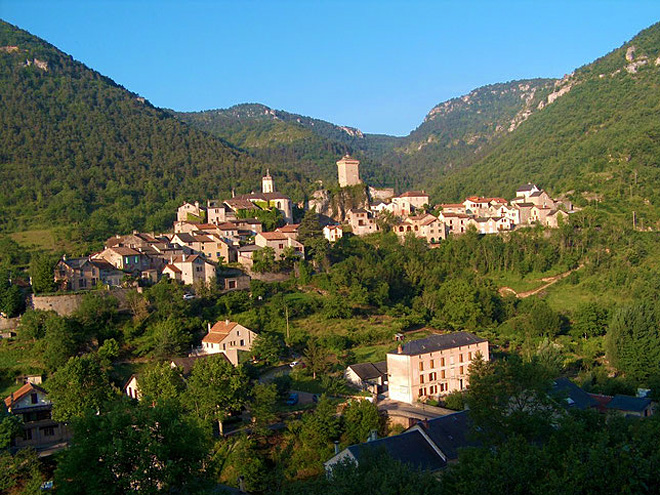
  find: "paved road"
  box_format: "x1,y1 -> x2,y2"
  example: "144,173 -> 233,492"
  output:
259,364 -> 292,383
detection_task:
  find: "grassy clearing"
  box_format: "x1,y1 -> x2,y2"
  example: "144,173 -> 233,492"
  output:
0,339 -> 46,397
487,269 -> 566,293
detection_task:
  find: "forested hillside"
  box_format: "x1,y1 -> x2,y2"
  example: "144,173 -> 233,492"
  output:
439,22 -> 660,226
0,21 -> 296,241
172,104 -> 405,189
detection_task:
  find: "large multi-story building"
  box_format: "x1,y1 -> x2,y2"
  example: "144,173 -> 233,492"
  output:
337,154 -> 362,187
387,332 -> 489,404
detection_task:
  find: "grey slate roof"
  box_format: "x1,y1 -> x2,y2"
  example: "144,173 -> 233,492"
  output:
517,183 -> 538,192
552,378 -> 598,410
415,410 -> 477,461
391,332 -> 486,356
348,361 -> 387,381
606,394 -> 652,413
347,430 -> 447,471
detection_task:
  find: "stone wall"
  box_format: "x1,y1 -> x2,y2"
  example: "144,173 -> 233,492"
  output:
31,288 -> 133,316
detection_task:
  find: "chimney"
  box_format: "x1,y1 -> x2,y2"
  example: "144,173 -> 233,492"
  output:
368,429 -> 378,442
182,254 -> 186,262
334,440 -> 340,455
225,319 -> 230,325
207,322 -> 211,332
397,344 -> 403,354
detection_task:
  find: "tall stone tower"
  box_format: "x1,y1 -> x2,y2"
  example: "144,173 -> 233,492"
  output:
337,154 -> 361,188
262,169 -> 274,193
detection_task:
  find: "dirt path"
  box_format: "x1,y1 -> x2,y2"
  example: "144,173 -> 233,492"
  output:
499,265 -> 582,299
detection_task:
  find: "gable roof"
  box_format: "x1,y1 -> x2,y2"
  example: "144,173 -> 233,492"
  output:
170,354 -> 230,376
552,378 -> 598,410
173,233 -> 197,243
346,430 -> 446,471
412,410 -> 477,461
517,183 -> 538,192
163,264 -> 182,274
258,232 -> 289,241
348,361 -> 387,381
109,247 -> 141,256
276,224 -> 300,233
606,394 -> 652,413
4,383 -> 48,408
398,191 -> 429,198
392,332 -> 486,356
209,320 -> 238,336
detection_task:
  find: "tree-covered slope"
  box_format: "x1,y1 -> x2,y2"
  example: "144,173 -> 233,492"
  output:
438,22 -> 660,226
172,104 -> 404,188
376,79 -> 556,182
0,21 -> 278,239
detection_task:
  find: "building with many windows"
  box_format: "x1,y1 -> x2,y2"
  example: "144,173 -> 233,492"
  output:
387,332 -> 489,404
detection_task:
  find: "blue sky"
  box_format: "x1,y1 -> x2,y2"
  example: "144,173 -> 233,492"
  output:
2,1 -> 660,135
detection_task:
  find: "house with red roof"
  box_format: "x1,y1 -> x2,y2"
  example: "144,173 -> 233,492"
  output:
4,382 -> 70,451
201,320 -> 257,365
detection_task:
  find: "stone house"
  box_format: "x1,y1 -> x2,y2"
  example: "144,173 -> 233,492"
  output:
93,247 -> 152,275
206,199 -> 227,225
275,224 -> 300,240
392,191 -> 430,217
237,245 -> 261,269
162,254 -> 216,286
4,383 -> 70,451
255,232 -> 305,259
394,214 -> 446,243
323,224 -> 344,242
545,209 -> 569,228
462,196 -> 491,216
387,332 -> 489,405
468,216 -> 512,234
438,212 -> 471,235
347,208 -> 378,236
177,201 -> 205,223
218,268 -> 251,292
201,320 -> 258,366
439,203 -> 467,215
55,257 -> 123,291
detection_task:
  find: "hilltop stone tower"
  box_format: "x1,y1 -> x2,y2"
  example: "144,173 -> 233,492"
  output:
262,169 -> 274,193
337,154 -> 361,188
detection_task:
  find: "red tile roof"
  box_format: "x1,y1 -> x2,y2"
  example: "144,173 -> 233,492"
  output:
4,383 -> 47,408
399,191 -> 429,198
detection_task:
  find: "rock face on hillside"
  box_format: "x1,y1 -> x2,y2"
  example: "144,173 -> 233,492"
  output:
308,185 -> 369,222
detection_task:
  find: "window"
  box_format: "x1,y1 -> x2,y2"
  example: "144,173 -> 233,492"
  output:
228,280 -> 236,289
31,393 -> 38,405
440,357 -> 445,367
223,343 -> 226,350
240,339 -> 244,346
25,428 -> 32,440
41,426 -> 55,437
430,359 -> 435,368
468,351 -> 473,360
460,366 -> 464,374
459,354 -> 464,363
441,370 -> 446,379
419,374 -> 424,384
419,362 -> 424,371
429,372 -> 436,381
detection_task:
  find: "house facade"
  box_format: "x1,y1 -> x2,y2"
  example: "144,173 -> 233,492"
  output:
323,225 -> 344,242
201,320 -> 258,365
4,383 -> 70,451
255,232 -> 305,259
347,208 -> 378,236
387,332 -> 489,404
162,254 -> 216,285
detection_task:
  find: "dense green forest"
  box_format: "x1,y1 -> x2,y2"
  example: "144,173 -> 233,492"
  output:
0,21 -> 310,242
